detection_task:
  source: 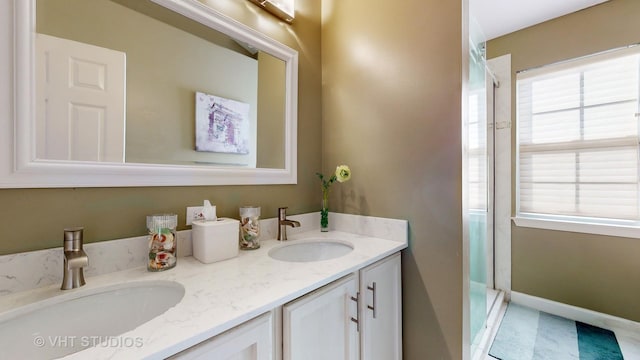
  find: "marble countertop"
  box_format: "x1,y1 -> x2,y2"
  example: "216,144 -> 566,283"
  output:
0,228 -> 406,359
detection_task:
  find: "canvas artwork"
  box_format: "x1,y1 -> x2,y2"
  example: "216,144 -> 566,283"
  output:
195,92 -> 250,154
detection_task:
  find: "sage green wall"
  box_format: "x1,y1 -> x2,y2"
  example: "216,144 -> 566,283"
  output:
0,0 -> 322,255
322,1 -> 464,359
488,0 -> 640,322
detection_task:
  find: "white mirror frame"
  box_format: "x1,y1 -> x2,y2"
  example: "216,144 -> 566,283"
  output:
0,0 -> 298,188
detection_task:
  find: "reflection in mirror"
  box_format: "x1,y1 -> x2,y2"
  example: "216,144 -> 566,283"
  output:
36,0 -> 286,169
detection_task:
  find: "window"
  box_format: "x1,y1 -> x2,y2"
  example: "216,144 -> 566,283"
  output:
516,46 -> 640,227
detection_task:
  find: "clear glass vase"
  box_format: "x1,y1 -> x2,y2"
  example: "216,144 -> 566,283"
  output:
321,193 -> 329,232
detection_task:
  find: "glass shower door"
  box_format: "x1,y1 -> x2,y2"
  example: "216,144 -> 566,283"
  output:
467,37 -> 489,355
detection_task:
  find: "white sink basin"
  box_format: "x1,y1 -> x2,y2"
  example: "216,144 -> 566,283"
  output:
0,280 -> 185,359
269,239 -> 354,262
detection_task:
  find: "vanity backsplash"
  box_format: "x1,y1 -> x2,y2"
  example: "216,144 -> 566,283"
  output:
0,212 -> 407,296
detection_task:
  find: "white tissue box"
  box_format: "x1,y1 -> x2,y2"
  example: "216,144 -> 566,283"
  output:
192,218 -> 239,264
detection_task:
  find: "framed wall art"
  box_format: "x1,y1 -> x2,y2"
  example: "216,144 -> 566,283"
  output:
195,91 -> 250,154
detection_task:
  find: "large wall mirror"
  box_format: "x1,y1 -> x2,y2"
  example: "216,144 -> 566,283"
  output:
1,0 -> 298,187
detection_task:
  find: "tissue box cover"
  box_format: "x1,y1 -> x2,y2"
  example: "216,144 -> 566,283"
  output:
192,218 -> 239,264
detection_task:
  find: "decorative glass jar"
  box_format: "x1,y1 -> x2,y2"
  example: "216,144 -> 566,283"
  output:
146,214 -> 178,271
239,206 -> 261,250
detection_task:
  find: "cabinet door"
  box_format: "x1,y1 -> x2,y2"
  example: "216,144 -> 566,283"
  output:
170,311 -> 273,360
360,253 -> 402,360
283,274 -> 359,360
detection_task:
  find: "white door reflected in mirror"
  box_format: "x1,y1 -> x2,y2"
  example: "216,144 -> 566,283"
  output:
36,34 -> 126,163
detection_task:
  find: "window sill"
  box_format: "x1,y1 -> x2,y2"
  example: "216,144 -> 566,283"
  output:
512,216 -> 640,239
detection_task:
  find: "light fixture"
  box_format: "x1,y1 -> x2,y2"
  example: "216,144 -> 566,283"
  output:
248,0 -> 294,23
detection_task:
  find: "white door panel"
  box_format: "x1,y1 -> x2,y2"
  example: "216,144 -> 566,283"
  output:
283,274 -> 359,360
360,253 -> 402,360
36,33 -> 126,162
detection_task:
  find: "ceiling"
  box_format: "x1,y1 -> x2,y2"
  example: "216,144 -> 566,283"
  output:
471,0 -> 610,40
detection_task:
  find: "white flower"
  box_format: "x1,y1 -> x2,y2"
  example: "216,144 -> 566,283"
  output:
335,165 -> 351,183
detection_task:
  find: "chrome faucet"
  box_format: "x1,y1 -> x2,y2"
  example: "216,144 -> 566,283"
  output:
277,207 -> 300,241
61,227 -> 88,290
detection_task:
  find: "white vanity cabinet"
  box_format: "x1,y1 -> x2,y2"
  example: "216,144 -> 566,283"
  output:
170,311 -> 274,360
283,252 -> 402,360
167,252 -> 402,360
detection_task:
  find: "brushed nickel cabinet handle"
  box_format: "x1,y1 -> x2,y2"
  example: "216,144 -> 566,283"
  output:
350,292 -> 360,332
367,282 -> 377,319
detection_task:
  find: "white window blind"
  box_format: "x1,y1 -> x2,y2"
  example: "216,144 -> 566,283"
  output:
517,46 -> 640,222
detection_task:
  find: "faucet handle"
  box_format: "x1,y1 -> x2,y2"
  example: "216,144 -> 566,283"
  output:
278,207 -> 288,219
63,227 -> 84,251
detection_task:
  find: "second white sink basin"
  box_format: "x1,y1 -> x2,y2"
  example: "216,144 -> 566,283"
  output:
269,239 -> 354,262
0,280 -> 185,359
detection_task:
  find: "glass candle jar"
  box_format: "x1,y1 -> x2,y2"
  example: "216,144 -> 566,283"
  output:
239,206 -> 260,250
147,214 -> 178,271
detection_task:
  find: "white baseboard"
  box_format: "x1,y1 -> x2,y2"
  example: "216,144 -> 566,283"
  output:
510,291 -> 640,338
